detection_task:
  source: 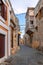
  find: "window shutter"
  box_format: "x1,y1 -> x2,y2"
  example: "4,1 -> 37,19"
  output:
0,0 -> 2,4
0,1 -> 7,20
1,4 -> 4,18
4,4 -> 7,20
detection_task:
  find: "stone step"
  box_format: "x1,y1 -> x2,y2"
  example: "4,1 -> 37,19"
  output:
4,57 -> 13,63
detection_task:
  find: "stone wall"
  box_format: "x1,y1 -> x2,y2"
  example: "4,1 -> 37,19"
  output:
32,17 -> 43,49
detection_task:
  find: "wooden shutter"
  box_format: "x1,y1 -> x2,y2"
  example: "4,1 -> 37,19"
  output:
1,3 -> 7,20
1,4 -> 4,18
4,4 -> 7,20
0,0 -> 2,4
0,1 -> 3,17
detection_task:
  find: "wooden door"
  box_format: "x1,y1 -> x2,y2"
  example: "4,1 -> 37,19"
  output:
0,34 -> 5,58
11,28 -> 13,48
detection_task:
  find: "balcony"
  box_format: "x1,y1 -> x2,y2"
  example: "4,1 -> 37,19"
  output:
25,21 -> 35,33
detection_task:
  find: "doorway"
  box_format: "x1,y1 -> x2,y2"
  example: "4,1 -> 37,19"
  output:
0,34 -> 5,58
11,27 -> 13,48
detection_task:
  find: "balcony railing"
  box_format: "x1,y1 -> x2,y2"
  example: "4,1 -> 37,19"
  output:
25,21 -> 35,32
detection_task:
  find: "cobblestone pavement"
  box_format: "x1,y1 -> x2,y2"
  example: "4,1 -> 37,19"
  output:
3,45 -> 43,65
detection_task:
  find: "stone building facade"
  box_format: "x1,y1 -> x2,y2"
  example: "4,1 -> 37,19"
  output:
10,12 -> 18,54
0,0 -> 20,63
25,8 -> 35,47
0,0 -> 10,62
23,34 -> 30,46
9,1 -> 20,54
33,0 -> 43,49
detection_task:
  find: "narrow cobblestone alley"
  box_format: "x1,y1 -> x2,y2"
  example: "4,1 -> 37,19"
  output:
0,0 -> 43,65
2,45 -> 43,65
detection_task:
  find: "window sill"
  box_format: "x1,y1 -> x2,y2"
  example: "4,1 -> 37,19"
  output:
0,16 -> 5,23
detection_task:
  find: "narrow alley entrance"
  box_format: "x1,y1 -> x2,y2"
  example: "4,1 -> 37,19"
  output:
0,0 -> 43,65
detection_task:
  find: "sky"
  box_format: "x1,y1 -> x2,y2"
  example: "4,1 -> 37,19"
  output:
10,0 -> 39,38
10,0 -> 39,14
16,13 -> 26,38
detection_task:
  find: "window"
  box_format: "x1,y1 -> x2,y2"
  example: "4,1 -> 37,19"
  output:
35,26 -> 38,31
3,5 -> 7,20
30,21 -> 33,24
0,0 -> 7,20
0,6 -> 2,15
0,0 -> 2,4
0,6 -> 1,11
0,0 -> 2,16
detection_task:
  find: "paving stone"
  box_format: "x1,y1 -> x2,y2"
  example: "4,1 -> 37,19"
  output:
0,62 -> 11,65
3,45 -> 43,65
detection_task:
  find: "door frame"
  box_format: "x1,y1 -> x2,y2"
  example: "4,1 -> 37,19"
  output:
0,29 -> 7,63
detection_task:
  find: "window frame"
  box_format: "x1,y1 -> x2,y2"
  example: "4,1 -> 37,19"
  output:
0,0 -> 7,20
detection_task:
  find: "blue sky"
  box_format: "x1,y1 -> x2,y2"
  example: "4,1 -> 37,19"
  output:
10,0 -> 39,38
16,13 -> 26,38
